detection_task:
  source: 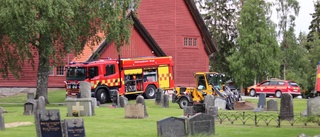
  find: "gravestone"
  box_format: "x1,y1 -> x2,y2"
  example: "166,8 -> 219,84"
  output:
119,96 -> 128,108
214,98 -> 226,110
136,95 -> 148,117
37,109 -> 63,137
34,96 -> 46,137
124,104 -> 145,118
66,98 -> 92,117
187,113 -> 215,136
27,92 -> 35,100
204,95 -> 215,108
157,117 -> 187,137
64,118 -> 86,137
307,97 -> 320,116
37,96 -> 46,113
111,90 -> 119,107
155,88 -> 164,105
279,93 -> 294,121
267,99 -> 278,111
24,100 -> 37,115
0,107 -> 5,130
161,94 -> 169,108
184,106 -> 195,116
79,81 -> 91,98
206,106 -> 218,117
257,93 -> 266,109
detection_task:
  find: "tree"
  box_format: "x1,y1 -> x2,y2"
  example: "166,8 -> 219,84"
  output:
227,0 -> 280,87
275,0 -> 300,80
0,0 -> 139,103
307,1 -> 320,50
196,0 -> 239,77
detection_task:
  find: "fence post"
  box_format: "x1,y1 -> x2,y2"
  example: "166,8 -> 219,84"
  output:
254,112 -> 257,126
277,115 -> 281,128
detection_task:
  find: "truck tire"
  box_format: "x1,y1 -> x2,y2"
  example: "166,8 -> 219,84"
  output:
144,85 -> 156,99
97,89 -> 107,104
178,97 -> 190,109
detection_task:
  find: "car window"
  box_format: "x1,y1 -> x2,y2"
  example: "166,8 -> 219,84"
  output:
260,81 -> 270,86
278,81 -> 285,85
269,81 -> 278,85
289,82 -> 299,87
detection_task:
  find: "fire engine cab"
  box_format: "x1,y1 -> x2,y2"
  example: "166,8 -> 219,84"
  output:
65,56 -> 174,104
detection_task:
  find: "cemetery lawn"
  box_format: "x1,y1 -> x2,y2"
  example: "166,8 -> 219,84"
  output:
0,90 -> 319,137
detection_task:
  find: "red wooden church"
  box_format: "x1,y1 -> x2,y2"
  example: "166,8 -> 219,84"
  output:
0,0 -> 217,88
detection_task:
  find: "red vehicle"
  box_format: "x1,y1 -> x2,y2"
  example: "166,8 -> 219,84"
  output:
311,62 -> 320,97
247,78 -> 301,98
65,56 -> 174,104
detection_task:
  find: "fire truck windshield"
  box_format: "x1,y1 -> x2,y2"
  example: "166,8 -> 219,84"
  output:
66,67 -> 86,80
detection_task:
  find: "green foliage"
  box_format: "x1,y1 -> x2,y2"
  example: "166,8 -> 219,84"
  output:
227,0 -> 280,87
307,1 -> 320,45
0,0 -> 139,102
196,0 -> 239,76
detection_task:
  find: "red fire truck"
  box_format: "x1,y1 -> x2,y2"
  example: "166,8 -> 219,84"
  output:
313,62 -> 320,96
65,56 -> 174,104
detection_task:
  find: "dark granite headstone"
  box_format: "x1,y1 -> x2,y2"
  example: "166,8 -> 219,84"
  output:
119,96 -> 128,108
111,90 -> 119,107
155,88 -> 164,105
184,106 -> 195,116
187,113 -> 215,136
257,93 -> 266,109
38,109 -> 63,137
136,95 -> 148,117
279,93 -> 294,120
157,117 -> 187,137
307,97 -> 320,116
0,107 -> 5,130
64,118 -> 86,137
161,94 -> 169,108
267,99 -> 278,111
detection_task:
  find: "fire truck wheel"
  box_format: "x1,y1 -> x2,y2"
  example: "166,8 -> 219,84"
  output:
275,90 -> 282,98
97,89 -> 107,104
144,85 -> 156,99
178,97 -> 190,109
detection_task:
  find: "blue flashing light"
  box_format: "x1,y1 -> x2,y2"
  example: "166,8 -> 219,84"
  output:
83,62 -> 89,65
318,62 -> 320,65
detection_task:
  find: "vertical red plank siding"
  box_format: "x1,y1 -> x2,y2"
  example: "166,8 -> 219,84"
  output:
100,28 -> 155,59
138,0 -> 209,86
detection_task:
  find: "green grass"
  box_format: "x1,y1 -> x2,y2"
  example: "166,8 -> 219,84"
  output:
0,90 -> 319,137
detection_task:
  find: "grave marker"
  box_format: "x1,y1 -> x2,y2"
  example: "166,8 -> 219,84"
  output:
125,104 -> 145,118
157,117 -> 187,137
66,98 -> 92,117
64,118 -> 86,137
307,97 -> 320,116
119,96 -> 128,108
257,93 -> 266,109
136,95 -> 148,117
0,107 -> 5,130
79,81 -> 91,98
155,88 -> 164,105
279,93 -> 294,121
37,109 -> 63,137
184,106 -> 195,116
187,113 -> 215,136
161,94 -> 169,108
267,99 -> 278,111
27,92 -> 35,100
214,98 -> 226,110
24,100 -> 37,115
